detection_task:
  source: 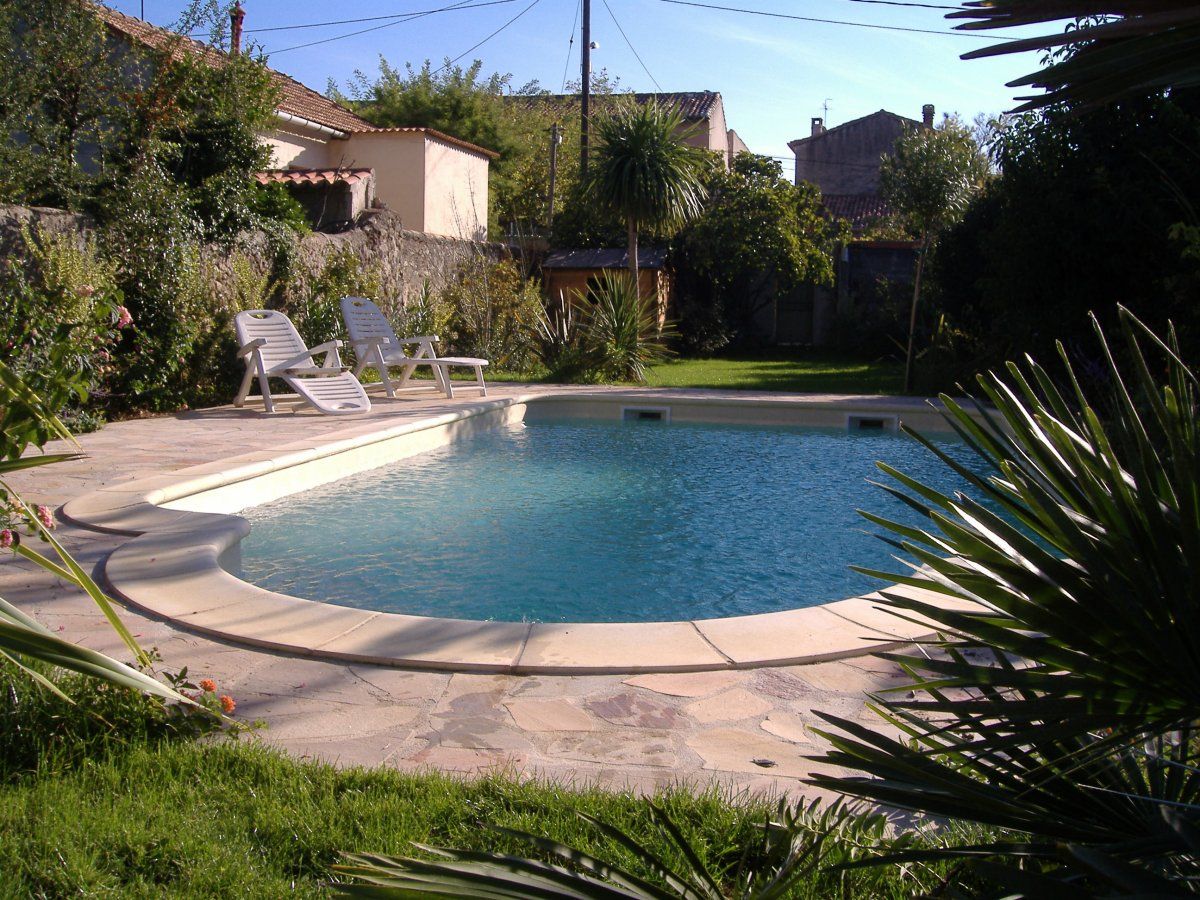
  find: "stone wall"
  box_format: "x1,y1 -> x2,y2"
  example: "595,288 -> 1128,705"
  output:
0,204 -> 510,316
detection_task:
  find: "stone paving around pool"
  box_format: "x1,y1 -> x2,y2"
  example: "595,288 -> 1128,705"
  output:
3,384 -> 926,800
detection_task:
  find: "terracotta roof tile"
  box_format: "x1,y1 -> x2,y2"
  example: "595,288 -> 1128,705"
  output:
93,2 -> 376,134
255,168 -> 374,186
354,127 -> 500,159
822,193 -> 894,231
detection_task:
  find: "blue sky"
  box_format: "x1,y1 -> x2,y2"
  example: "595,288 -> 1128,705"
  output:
110,0 -> 1044,167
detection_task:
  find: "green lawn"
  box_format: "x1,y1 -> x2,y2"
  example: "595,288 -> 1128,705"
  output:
643,353 -> 903,394
0,738 -> 951,898
441,353 -> 904,394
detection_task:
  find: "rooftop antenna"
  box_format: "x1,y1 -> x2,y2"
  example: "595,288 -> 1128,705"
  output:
823,98 -> 832,123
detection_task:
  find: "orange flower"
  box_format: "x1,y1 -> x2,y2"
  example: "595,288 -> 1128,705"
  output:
219,695 -> 236,714
198,678 -> 217,693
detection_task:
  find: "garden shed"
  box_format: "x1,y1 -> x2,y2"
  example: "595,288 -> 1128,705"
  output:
542,248 -> 672,317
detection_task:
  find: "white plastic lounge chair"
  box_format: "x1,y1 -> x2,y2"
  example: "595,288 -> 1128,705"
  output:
340,296 -> 488,400
233,309 -> 371,415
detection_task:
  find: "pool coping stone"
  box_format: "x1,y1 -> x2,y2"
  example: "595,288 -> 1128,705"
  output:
66,389 -> 973,674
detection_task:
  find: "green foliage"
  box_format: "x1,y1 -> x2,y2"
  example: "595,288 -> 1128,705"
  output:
0,659 -> 228,781
0,226 -> 125,432
0,734 -> 980,897
0,0 -> 123,209
578,271 -> 674,383
880,115 -> 988,391
809,309 -> 1200,892
290,249 -> 381,348
950,0 -> 1200,112
248,182 -> 312,236
585,100 -> 709,280
439,257 -> 542,371
880,116 -> 988,243
677,155 -> 845,353
930,94 -> 1200,377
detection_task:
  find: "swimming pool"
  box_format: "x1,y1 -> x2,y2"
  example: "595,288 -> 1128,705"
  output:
237,415 -> 987,623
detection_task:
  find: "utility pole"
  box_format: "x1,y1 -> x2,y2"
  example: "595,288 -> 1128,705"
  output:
547,122 -> 562,229
580,0 -> 591,177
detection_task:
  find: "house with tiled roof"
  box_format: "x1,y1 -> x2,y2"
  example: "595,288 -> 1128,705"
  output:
509,90 -> 749,168
93,2 -> 496,239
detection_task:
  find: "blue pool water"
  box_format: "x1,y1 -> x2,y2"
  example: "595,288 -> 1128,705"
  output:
237,417 -> 990,623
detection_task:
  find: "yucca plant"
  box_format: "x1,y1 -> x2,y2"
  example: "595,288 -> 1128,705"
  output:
0,359 -> 189,704
332,798 -> 953,898
581,270 -> 674,383
807,307 -> 1200,892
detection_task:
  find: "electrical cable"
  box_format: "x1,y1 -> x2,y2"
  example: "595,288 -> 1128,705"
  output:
560,0 -> 581,92
431,0 -> 545,75
269,0 -> 483,55
245,0 -> 517,34
655,0 -> 1017,40
601,0 -> 663,91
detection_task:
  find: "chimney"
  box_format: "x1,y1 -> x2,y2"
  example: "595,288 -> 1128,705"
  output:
230,2 -> 245,56
811,117 -> 825,137
922,103 -> 935,128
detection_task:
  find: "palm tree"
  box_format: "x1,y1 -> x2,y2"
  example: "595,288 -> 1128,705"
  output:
951,0 -> 1200,111
584,100 -> 708,292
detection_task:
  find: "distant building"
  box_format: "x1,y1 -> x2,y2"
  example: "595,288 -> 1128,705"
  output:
93,3 -> 496,239
788,104 -> 935,233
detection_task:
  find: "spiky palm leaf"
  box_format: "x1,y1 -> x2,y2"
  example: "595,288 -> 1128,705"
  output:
807,307 -> 1200,889
334,800 -> 847,899
0,359 -> 189,704
951,0 -> 1200,111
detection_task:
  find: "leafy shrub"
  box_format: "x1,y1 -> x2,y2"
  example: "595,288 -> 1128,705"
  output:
248,182 -> 312,236
290,249 -> 381,348
440,257 -> 542,371
393,278 -> 451,340
0,226 -> 125,430
0,658 -> 231,781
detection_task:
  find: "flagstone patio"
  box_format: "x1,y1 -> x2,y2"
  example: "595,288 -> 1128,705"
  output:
3,384 -> 925,799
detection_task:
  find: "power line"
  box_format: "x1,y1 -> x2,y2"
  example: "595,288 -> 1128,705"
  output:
655,0 -> 1018,41
838,0 -> 962,9
269,0 -> 485,55
601,0 -> 662,92
560,0 -> 580,92
432,0 -> 545,75
246,1 -> 516,34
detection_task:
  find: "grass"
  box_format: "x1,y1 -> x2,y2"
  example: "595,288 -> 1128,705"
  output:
642,352 -> 903,394
0,666 -> 962,898
414,352 -> 904,394
0,737 -> 959,898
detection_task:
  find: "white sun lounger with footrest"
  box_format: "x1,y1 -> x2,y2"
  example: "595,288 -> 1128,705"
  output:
340,296 -> 488,400
233,309 -> 371,415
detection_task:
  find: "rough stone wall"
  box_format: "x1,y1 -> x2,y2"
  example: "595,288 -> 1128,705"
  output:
0,205 -> 509,317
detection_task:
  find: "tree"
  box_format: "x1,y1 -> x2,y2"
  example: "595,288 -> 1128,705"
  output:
677,154 -> 845,351
879,117 -> 987,392
0,0 -> 125,208
584,100 -> 708,290
950,0 -> 1200,112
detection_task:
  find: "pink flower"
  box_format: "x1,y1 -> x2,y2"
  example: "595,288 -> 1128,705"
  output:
97,350 -> 111,362
115,306 -> 133,329
35,505 -> 55,530
78,284 -> 96,298
1,530 -> 13,549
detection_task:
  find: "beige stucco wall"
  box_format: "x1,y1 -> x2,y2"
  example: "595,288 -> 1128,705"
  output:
263,125 -> 336,169
680,96 -> 732,169
339,131 -> 429,232
422,137 -> 489,242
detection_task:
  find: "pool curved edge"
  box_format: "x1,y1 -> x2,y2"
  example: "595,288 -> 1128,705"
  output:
68,389 -> 969,674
